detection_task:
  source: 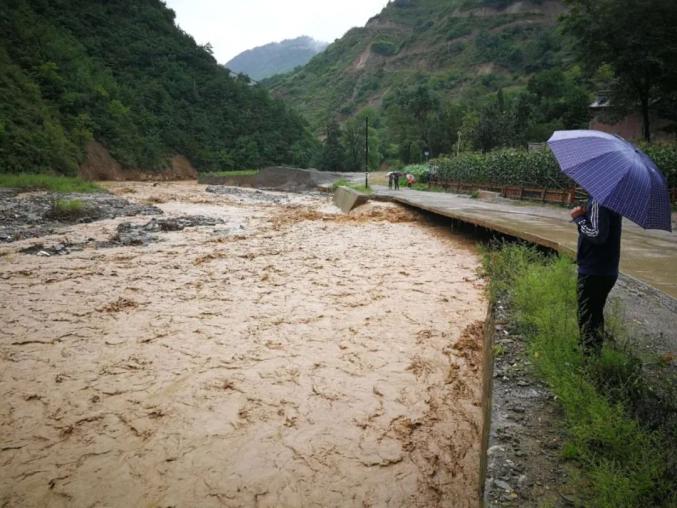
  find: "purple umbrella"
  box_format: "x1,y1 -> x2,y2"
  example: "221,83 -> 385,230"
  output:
547,130 -> 672,232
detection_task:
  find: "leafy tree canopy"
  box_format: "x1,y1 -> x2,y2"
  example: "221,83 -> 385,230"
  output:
0,0 -> 316,174
562,0 -> 677,141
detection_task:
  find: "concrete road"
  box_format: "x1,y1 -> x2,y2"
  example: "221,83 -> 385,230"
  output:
373,186 -> 677,300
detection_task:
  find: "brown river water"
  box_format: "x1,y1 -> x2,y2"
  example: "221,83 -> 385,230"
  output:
0,182 -> 487,507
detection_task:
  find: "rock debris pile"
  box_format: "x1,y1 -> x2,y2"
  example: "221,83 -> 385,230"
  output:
0,190 -> 161,242
111,216 -> 225,246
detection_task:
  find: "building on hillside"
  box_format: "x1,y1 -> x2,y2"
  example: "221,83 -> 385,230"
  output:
589,91 -> 676,141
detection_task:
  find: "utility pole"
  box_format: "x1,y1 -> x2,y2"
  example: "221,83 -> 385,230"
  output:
365,116 -> 369,189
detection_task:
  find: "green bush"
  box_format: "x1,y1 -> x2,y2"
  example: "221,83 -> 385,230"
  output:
48,198 -> 89,219
371,39 -> 399,57
401,163 -> 431,182
642,144 -> 677,188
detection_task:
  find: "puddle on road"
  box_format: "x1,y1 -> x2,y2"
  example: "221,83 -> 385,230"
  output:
0,182 -> 487,507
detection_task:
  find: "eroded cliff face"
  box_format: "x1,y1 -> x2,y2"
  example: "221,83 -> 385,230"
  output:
78,141 -> 197,181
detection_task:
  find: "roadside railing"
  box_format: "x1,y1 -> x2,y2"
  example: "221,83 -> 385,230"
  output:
428,178 -> 580,205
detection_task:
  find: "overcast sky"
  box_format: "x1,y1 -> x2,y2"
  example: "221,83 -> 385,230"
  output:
164,0 -> 390,64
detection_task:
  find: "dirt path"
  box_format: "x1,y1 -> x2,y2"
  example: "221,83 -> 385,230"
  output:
0,182 -> 487,507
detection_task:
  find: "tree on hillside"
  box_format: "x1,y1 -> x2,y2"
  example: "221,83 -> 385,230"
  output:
342,111 -> 381,171
427,102 -> 465,158
511,69 -> 591,145
385,82 -> 439,163
318,119 -> 345,171
471,93 -> 512,152
562,0 -> 677,142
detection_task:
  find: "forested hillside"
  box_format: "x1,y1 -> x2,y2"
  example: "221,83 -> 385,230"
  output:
266,0 -> 597,168
226,36 -> 328,81
0,0 -> 317,175
267,0 -> 570,126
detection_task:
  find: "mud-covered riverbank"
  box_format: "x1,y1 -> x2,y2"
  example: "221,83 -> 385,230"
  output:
1,182 -> 487,507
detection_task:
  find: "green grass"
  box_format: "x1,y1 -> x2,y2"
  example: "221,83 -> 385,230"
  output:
0,174 -> 102,193
49,198 -> 89,219
332,178 -> 373,195
201,169 -> 259,177
483,243 -> 675,507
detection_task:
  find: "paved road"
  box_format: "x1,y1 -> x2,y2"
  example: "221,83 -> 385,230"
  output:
373,186 -> 677,299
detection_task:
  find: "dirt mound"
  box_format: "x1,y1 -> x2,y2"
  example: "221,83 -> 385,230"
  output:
78,141 -> 197,181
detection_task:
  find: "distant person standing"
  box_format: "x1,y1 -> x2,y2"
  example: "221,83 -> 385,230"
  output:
392,171 -> 401,190
387,171 -> 393,190
406,173 -> 415,188
571,199 -> 622,356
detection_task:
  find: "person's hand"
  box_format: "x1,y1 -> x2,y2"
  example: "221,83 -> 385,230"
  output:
570,206 -> 586,220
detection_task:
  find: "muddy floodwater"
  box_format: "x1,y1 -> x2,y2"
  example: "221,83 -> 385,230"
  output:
1,182 -> 487,507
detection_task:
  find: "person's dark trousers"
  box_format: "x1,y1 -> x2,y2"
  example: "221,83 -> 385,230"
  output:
577,273 -> 617,355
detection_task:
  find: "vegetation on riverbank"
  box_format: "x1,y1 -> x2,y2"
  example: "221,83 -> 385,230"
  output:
48,198 -> 89,219
0,174 -> 102,193
1,0 -> 315,176
483,244 -> 675,507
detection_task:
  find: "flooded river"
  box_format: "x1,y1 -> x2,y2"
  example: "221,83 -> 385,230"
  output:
0,182 -> 487,507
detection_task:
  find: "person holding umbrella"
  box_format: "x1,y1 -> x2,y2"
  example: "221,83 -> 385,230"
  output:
569,199 -> 622,356
548,130 -> 672,356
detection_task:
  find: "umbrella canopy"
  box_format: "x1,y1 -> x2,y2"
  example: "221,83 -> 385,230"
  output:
547,130 -> 672,232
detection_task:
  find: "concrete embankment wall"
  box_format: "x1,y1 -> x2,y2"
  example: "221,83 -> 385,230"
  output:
333,187 -> 370,213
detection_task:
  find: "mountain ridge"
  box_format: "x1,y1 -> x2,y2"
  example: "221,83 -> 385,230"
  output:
226,36 -> 328,81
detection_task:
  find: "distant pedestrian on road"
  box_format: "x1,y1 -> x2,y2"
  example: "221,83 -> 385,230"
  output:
387,171 -> 393,190
392,171 -> 401,190
406,173 -> 415,188
571,199 -> 622,356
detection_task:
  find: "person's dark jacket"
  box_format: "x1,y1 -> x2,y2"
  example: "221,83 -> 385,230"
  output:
573,199 -> 622,277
